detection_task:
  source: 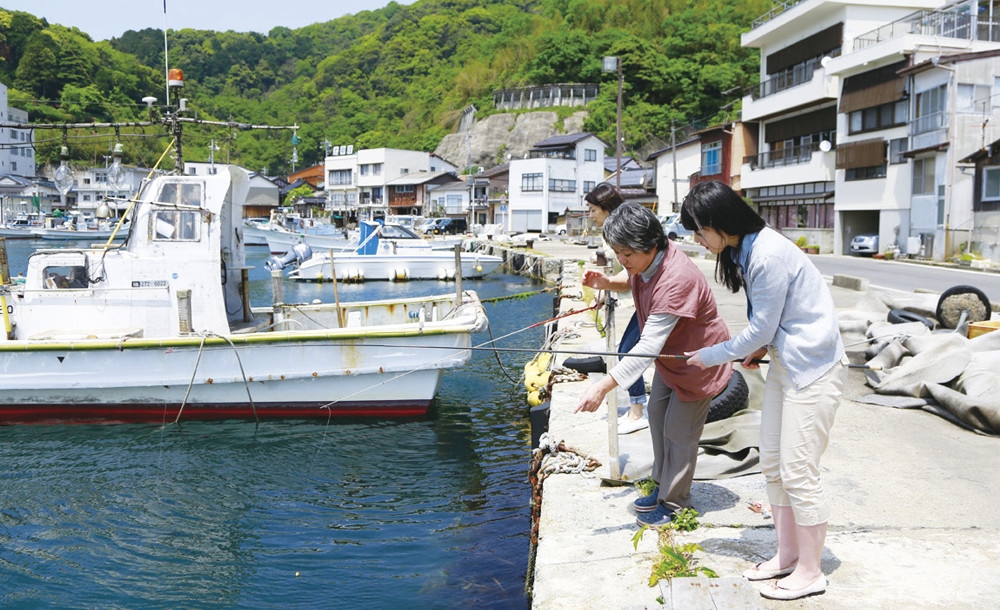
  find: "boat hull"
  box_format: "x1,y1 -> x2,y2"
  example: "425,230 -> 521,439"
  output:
0,330 -> 470,422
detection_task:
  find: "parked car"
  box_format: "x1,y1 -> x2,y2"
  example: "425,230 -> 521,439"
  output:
660,213 -> 694,241
417,218 -> 443,233
433,218 -> 468,235
554,223 -> 567,235
850,233 -> 879,256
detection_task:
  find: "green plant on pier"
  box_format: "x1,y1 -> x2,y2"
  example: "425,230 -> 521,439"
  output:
632,508 -> 718,586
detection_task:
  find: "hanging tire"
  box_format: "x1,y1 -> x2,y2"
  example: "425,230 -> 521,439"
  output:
707,369 -> 749,423
886,309 -> 935,329
935,285 -> 992,329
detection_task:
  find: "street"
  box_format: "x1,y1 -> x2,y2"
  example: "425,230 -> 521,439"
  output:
674,241 -> 1000,306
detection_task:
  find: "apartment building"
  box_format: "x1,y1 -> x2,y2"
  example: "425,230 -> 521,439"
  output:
741,0 -> 1000,261
0,83 -> 35,178
324,147 -> 458,223
505,133 -> 607,233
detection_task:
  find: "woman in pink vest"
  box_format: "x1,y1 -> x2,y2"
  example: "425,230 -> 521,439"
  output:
575,202 -> 732,527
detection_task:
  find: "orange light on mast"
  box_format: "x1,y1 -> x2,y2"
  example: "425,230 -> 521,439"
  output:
167,68 -> 184,88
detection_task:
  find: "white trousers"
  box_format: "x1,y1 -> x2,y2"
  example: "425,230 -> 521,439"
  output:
759,350 -> 846,526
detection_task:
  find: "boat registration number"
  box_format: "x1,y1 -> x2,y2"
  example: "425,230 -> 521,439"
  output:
131,280 -> 169,288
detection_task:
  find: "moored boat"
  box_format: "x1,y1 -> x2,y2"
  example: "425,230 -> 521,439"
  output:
0,165 -> 488,423
275,221 -> 503,282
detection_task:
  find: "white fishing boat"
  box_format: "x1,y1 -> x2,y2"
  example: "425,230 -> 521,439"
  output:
30,222 -> 130,241
0,165 -> 488,423
266,222 -> 462,254
0,212 -> 45,238
243,209 -> 345,252
274,221 -> 503,282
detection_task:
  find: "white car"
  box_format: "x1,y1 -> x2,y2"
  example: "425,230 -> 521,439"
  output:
660,213 -> 694,241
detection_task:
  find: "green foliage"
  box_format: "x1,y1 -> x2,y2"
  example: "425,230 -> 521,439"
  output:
2,0 -> 768,174
286,184 -> 315,203
632,509 -> 717,586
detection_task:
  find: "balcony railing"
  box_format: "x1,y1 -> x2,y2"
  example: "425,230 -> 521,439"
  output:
751,0 -> 805,30
855,9 -> 1000,50
911,110 -> 947,136
744,141 -> 831,170
747,54 -> 834,100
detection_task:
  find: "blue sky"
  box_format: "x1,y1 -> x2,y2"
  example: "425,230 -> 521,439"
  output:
1,0 -> 415,41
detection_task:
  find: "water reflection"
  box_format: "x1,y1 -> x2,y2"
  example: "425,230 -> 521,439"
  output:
0,240 -> 549,609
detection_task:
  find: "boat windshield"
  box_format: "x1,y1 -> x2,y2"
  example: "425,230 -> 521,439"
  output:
379,224 -> 421,239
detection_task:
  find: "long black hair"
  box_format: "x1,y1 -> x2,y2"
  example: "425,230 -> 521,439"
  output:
680,180 -> 765,293
584,182 -> 624,213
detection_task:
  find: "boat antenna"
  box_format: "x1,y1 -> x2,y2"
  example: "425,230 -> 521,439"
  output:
162,0 -> 170,107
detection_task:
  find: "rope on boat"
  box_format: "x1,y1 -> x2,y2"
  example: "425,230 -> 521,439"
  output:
173,332 -> 259,425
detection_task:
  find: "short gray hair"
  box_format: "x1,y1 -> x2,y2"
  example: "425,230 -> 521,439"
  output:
602,202 -> 667,253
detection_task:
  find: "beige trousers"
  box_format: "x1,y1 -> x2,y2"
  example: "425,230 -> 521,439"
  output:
759,350 -> 846,526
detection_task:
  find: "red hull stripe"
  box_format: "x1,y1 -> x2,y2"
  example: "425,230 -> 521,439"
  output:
0,401 -> 430,424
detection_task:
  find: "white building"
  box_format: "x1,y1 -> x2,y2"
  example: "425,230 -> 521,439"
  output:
647,135 -> 703,217
0,82 -> 36,178
324,147 -> 456,222
505,133 -> 608,233
740,0 -> 1000,261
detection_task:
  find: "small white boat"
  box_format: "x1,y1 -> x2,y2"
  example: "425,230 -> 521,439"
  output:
0,166 -> 489,423
277,221 -> 503,282
263,221 -> 435,255
30,222 -> 129,241
0,212 -> 45,238
243,209 -> 345,253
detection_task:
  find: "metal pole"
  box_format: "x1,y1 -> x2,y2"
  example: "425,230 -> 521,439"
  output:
671,120 -> 679,213
615,58 -> 623,190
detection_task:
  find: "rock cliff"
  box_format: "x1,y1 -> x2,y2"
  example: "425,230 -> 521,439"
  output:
434,111 -> 588,170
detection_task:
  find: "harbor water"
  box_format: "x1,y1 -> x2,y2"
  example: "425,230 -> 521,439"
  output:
0,239 -> 549,609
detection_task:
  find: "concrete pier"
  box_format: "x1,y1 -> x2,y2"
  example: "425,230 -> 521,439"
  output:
524,238 -> 1000,610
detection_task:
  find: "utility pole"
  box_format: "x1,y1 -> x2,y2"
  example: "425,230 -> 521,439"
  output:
671,120 -> 679,213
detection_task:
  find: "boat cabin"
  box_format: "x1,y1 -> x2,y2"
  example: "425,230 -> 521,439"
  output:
7,166 -> 253,341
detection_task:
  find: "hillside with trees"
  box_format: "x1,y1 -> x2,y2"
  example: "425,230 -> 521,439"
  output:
0,0 -> 768,174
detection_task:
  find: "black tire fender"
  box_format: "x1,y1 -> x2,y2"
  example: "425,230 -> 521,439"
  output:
562,355 -> 606,375
886,309 -> 935,329
707,369 -> 749,423
936,285 -> 992,329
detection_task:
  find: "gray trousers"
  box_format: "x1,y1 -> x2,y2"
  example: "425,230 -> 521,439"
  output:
648,374 -> 712,513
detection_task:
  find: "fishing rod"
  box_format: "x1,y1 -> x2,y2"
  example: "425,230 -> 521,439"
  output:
346,342 -> 882,370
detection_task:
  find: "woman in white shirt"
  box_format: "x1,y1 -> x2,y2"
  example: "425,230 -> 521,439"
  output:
682,181 -> 847,602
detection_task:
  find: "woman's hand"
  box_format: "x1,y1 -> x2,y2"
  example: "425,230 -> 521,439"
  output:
685,349 -> 707,370
741,347 -> 768,369
582,269 -> 609,291
574,376 -> 616,413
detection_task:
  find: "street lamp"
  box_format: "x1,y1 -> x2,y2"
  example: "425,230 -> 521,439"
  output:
602,56 -> 623,189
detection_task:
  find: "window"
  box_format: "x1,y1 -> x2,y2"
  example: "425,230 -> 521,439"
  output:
522,173 -> 543,191
152,210 -> 200,241
583,180 -> 595,193
394,185 -> 415,193
914,85 -> 946,134
983,167 -> 1000,200
845,165 -> 886,181
889,138 -> 908,164
329,169 -> 353,186
957,83 -> 991,113
360,164 -> 370,176
44,265 -> 89,289
701,141 -> 722,176
848,100 -> 907,134
911,157 -> 936,194
584,148 -> 597,162
549,178 -> 576,192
